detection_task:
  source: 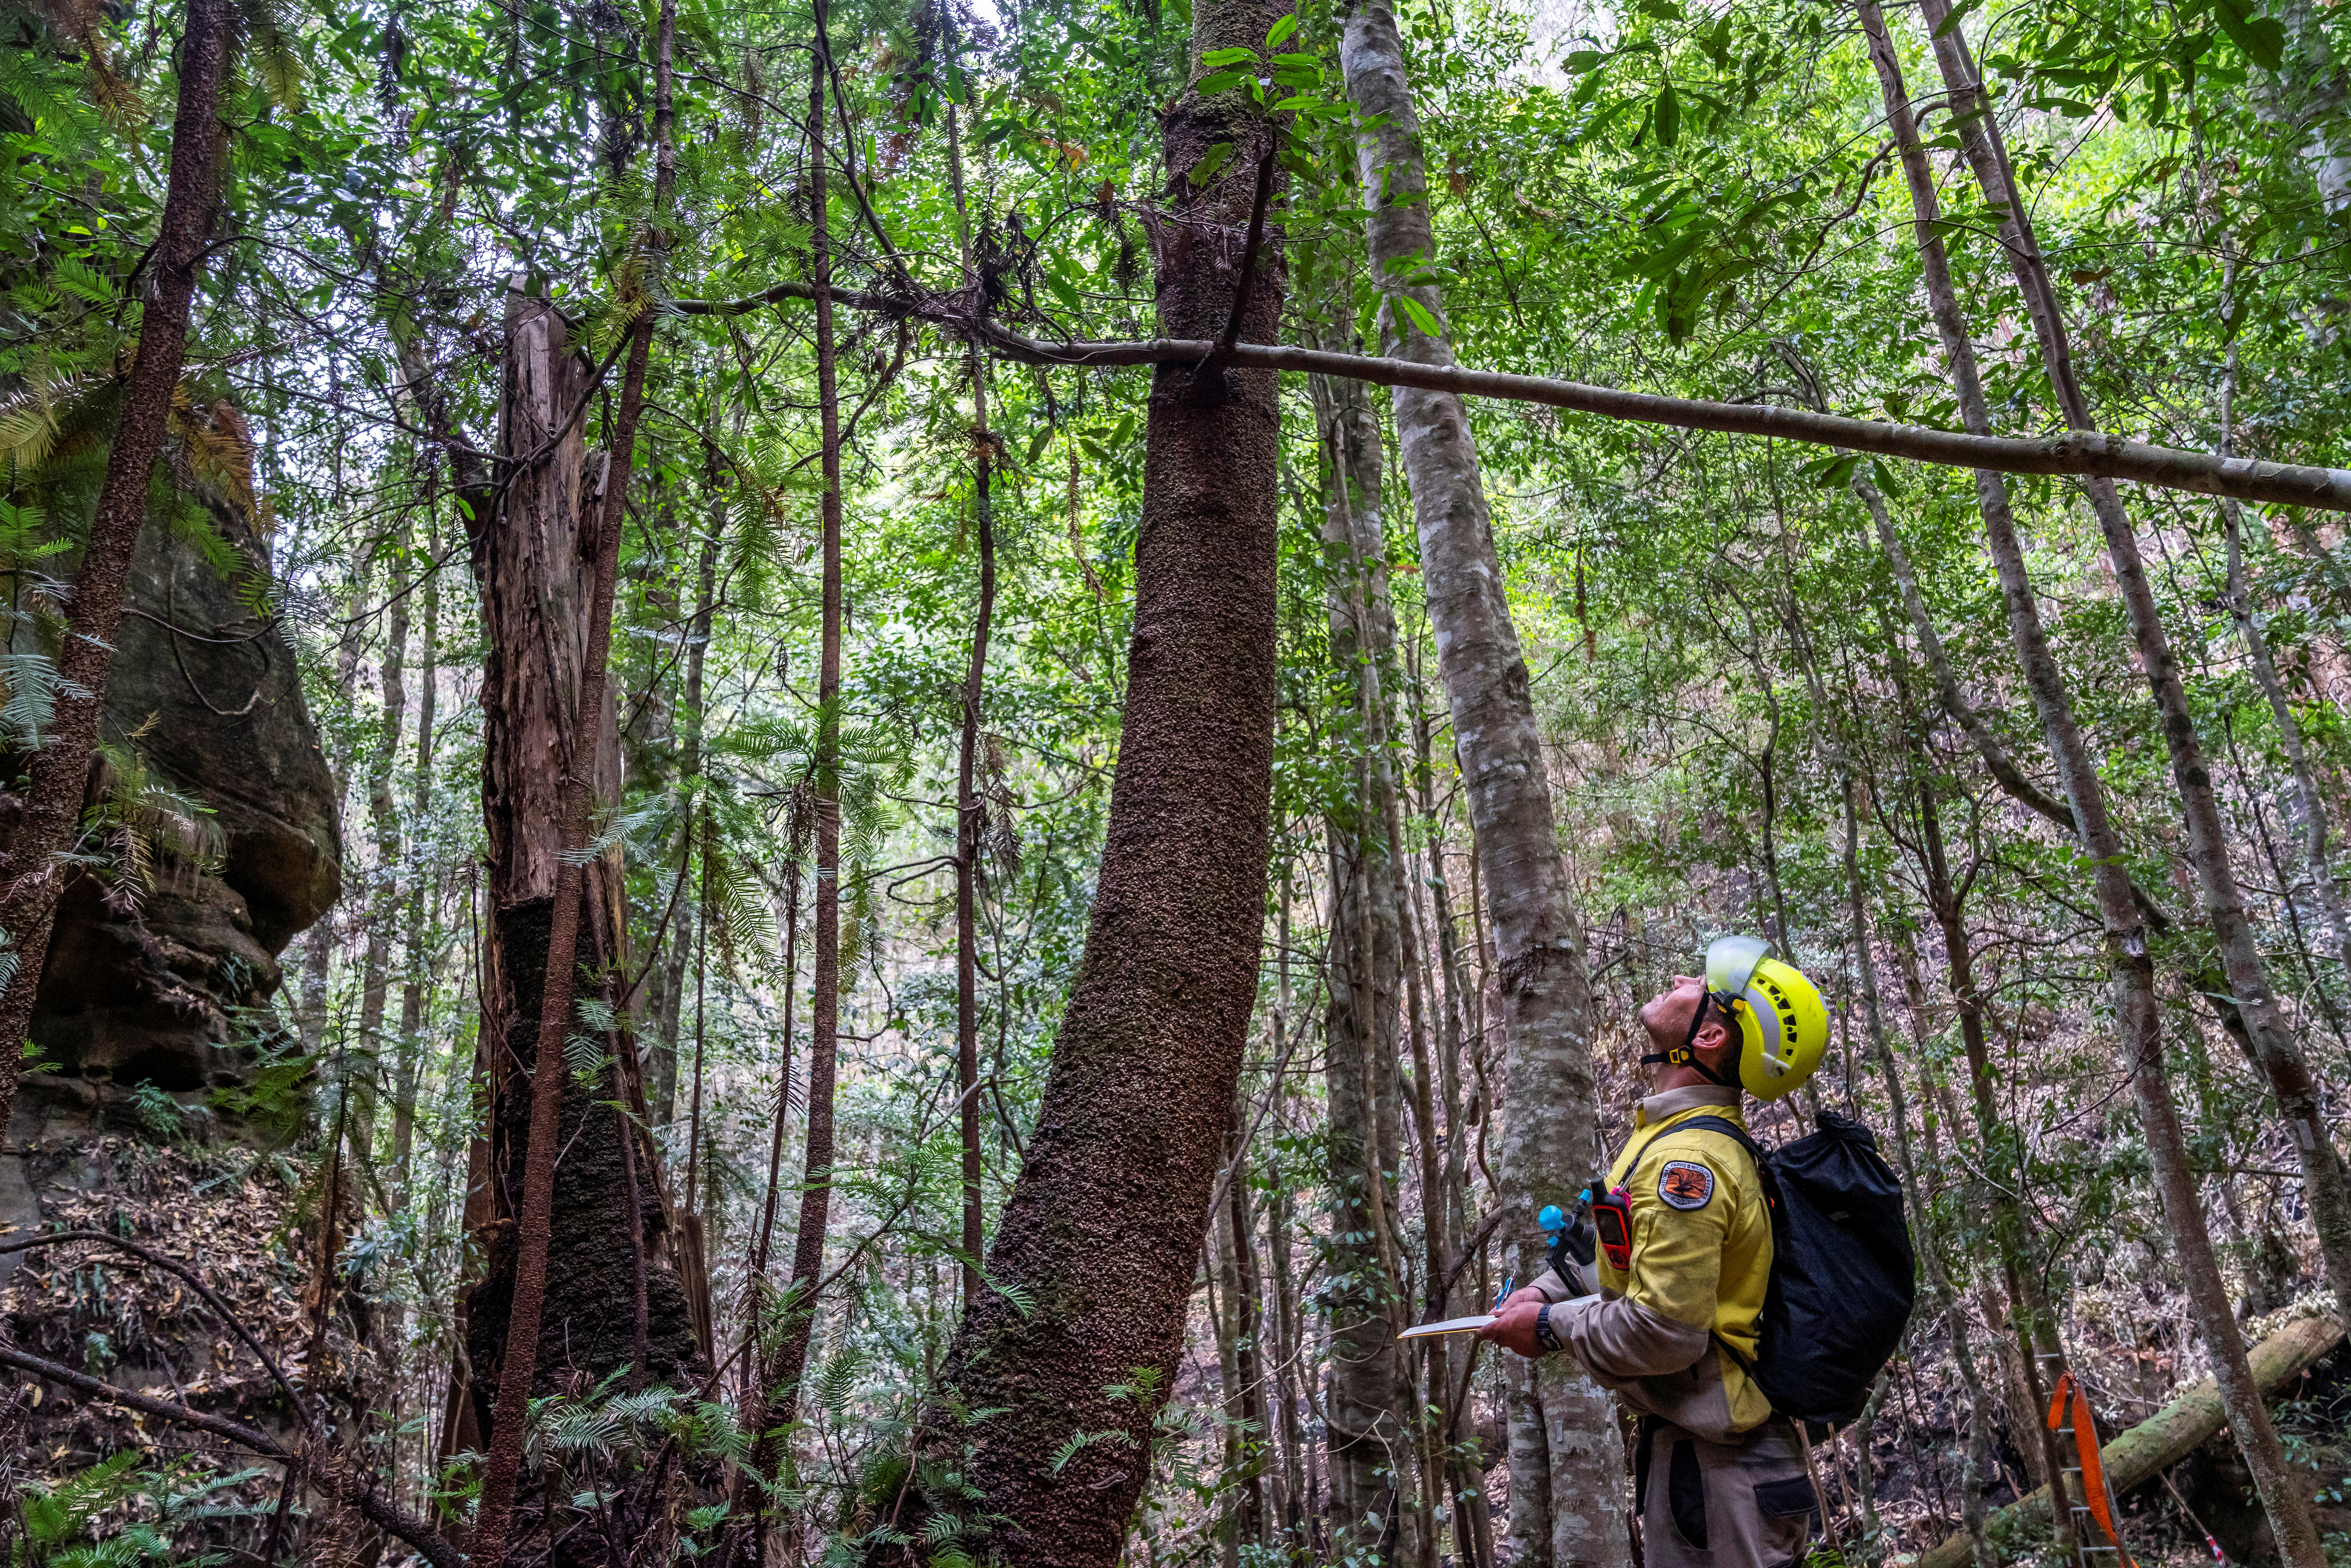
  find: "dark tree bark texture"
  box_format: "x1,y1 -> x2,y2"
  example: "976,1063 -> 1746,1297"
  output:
449,294 -> 703,1563
893,7 -> 1289,1559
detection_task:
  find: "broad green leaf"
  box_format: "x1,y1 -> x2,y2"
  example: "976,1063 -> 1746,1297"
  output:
1932,0 -> 1983,39
1396,293 -> 1442,339
1655,79 -> 1680,147
1188,140 -> 1238,187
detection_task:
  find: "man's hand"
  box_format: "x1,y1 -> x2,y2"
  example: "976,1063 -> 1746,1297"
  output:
1478,1300 -> 1546,1358
1498,1284 -> 1549,1311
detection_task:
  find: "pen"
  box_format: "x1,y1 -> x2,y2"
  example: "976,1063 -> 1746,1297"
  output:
1490,1274 -> 1512,1311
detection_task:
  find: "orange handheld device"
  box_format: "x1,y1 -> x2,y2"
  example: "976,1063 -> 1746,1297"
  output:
1586,1183 -> 1634,1271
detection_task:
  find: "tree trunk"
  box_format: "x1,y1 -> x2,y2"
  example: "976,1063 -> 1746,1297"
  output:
464,23 -> 691,1527
1919,0 -> 2351,1341
948,97 -> 996,1311
747,18 -> 849,1540
887,0 -> 1287,1554
1225,1147 -> 1270,1552
390,519 -> 440,1185
1312,348 -> 1418,1566
354,520 -> 411,1165
1837,766 -> 1994,1568
1897,713 -> 2078,1517
0,0 -> 235,1131
1867,9 -> 2330,1562
1337,4 -> 1623,1563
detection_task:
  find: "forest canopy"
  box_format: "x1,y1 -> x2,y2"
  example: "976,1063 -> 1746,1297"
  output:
5,0 -> 2351,1557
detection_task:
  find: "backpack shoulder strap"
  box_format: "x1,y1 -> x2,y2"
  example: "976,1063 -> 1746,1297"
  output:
1663,1114 -> 1764,1168
1668,1114 -> 1784,1213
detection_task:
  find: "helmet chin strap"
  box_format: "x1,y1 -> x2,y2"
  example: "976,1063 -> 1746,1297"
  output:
1641,991 -> 1743,1088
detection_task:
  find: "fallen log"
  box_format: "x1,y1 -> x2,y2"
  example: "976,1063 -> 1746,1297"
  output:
1909,1314 -> 2344,1568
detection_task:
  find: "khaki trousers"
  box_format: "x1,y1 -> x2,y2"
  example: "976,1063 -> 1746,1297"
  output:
1634,1415 -> 1818,1568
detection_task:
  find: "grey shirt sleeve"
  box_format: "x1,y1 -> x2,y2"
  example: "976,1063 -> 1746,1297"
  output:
1550,1293 -> 1710,1380
1528,1258 -> 1600,1303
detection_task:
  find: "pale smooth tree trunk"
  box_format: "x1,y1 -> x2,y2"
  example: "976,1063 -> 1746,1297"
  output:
2217,246 -> 2351,985
1311,355 -> 1420,1565
1339,5 -> 1624,1563
1919,0 -> 2351,1343
1867,9 -> 2330,1562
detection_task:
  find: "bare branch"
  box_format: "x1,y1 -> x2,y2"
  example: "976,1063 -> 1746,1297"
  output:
667,278 -> 2351,510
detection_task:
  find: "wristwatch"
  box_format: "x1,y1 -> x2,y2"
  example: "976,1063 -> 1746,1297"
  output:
1535,1302 -> 1562,1354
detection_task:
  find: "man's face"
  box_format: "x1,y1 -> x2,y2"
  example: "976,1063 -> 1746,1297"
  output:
1639,974 -> 1734,1067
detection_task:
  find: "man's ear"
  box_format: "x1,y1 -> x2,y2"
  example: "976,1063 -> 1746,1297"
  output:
1697,1015 -> 1739,1063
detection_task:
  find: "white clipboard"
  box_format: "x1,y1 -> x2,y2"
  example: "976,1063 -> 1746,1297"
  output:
1397,1293 -> 1599,1342
1396,1314 -> 1496,1341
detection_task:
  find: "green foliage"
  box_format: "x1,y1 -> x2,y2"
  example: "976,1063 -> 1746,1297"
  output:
10,1451 -> 255,1567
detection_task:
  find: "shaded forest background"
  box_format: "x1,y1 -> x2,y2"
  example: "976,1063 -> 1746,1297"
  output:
5,0 -> 2351,1556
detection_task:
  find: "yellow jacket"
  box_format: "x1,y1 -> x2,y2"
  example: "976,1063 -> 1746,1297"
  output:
1534,1084 -> 1775,1441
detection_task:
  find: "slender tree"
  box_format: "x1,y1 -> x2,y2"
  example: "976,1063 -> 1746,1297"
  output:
0,0 -> 237,1131
1861,8 -> 2329,1559
1337,4 -> 1624,1561
947,90 -> 997,1309
745,11 -> 850,1539
1917,0 -> 2351,1337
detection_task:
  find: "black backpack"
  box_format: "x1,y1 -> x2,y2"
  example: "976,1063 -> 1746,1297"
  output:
1677,1110 -> 1916,1427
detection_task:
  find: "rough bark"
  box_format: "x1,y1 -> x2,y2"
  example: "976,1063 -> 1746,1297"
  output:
460,109 -> 699,1542
0,0 -> 234,1133
1870,9 -> 2329,1563
888,0 -> 1287,1554
1337,4 -> 1623,1563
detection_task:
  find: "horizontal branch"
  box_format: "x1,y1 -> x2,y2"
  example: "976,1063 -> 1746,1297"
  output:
994,337 -> 2351,514
663,282 -> 2351,511
0,1342 -> 462,1568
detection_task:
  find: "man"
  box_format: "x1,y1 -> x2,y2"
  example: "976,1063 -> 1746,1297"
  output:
1480,936 -> 1830,1568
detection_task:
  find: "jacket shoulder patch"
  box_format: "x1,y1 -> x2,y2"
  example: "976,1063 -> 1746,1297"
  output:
1657,1159 -> 1716,1211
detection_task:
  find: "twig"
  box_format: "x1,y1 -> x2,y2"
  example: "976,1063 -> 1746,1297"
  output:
0,1342 -> 462,1568
1190,137 -> 1280,407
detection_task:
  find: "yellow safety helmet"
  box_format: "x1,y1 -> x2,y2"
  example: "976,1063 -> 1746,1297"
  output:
1654,935 -> 1831,1101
